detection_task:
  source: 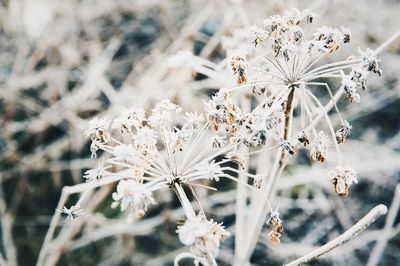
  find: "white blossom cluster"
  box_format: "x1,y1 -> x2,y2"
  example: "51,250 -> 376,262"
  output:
76,99 -> 265,263
208,8 -> 384,197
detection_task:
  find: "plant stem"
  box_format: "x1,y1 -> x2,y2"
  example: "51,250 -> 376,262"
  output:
284,204 -> 388,266
241,87 -> 295,262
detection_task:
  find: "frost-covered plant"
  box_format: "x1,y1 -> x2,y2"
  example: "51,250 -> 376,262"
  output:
43,7 -> 400,266
212,8 -> 383,198
65,99 -> 273,264
195,8 -> 387,264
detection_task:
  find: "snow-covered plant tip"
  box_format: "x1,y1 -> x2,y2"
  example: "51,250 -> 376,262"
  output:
56,8 -> 388,266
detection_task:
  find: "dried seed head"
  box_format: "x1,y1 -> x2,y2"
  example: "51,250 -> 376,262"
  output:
310,131 -> 330,163
335,120 -> 352,144
329,164 -> 358,196
266,210 -> 283,244
359,48 -> 383,76
342,75 -> 361,103
85,117 -> 111,143
230,55 -> 248,84
297,130 -> 310,146
204,91 -> 242,133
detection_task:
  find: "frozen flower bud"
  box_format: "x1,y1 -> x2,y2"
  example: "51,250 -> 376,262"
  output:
335,120 -> 352,144
249,25 -> 267,47
284,8 -> 302,26
112,179 -> 155,216
208,219 -> 230,241
350,67 -> 369,91
58,205 -> 85,223
204,91 -> 241,133
266,210 -> 283,244
314,26 -> 343,54
310,131 -> 330,163
230,54 -> 248,84
359,48 -> 383,76
289,26 -> 303,42
342,75 -> 360,103
329,164 -> 358,196
264,15 -> 286,40
84,117 -> 111,143
297,130 -> 310,146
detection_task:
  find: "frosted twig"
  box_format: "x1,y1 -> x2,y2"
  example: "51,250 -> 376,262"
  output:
284,204 -> 388,266
367,184 -> 400,266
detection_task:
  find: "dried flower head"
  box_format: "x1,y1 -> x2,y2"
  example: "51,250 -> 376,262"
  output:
112,107 -> 146,133
310,131 -> 330,163
359,48 -> 383,76
342,75 -> 361,103
230,53 -> 248,84
335,120 -> 352,144
329,164 -> 358,196
266,210 -> 283,244
85,117 -> 111,143
204,91 -> 241,132
297,129 -> 310,146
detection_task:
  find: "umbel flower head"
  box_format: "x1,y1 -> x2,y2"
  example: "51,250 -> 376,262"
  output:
82,99 -> 259,263
214,8 -> 381,198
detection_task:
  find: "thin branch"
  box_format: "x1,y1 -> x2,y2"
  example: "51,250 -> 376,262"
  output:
284,204 -> 388,266
367,184 -> 400,266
